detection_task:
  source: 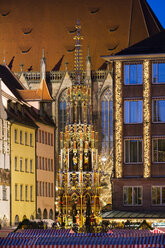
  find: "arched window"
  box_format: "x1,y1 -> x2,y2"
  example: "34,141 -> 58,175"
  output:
15,215 -> 19,225
49,209 -> 53,220
59,89 -> 67,132
101,88 -> 113,153
37,208 -> 42,219
43,208 -> 48,219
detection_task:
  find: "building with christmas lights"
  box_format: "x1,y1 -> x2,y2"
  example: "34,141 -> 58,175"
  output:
102,30 -> 165,215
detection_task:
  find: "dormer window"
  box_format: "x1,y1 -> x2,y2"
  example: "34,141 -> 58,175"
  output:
153,62 -> 165,84
124,63 -> 143,85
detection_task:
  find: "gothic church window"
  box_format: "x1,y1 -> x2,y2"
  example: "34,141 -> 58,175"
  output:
59,90 -> 67,132
101,88 -> 113,152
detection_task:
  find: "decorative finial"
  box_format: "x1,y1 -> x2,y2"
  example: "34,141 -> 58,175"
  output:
42,48 -> 45,58
41,48 -> 46,79
65,61 -> 68,71
73,19 -> 83,85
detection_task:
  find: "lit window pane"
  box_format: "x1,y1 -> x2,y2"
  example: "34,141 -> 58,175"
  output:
130,65 -> 137,84
124,188 -> 127,204
124,64 -> 143,85
157,187 -> 160,204
138,101 -> 143,123
158,100 -> 165,122
128,187 -> 132,205
162,187 -> 165,204
130,101 -> 137,123
125,141 -> 129,163
153,101 -> 157,122
138,64 -> 143,84
124,65 -> 129,85
130,140 -> 137,162
158,63 -> 165,83
137,187 -> 142,205
125,101 -> 129,123
153,140 -> 157,162
139,141 -> 142,163
153,63 -> 157,83
158,139 -> 165,162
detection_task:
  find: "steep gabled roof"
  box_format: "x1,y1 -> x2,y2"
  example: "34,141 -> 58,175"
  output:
115,29 -> 165,56
18,78 -> 53,101
0,64 -> 25,100
128,0 -> 163,46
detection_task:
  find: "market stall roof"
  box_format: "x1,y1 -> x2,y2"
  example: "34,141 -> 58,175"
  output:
102,210 -> 165,219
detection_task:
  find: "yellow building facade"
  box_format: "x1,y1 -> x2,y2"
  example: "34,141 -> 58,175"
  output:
11,121 -> 36,225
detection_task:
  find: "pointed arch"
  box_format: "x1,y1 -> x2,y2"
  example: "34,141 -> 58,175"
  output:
43,208 -> 48,219
58,89 -> 68,132
101,87 -> 113,153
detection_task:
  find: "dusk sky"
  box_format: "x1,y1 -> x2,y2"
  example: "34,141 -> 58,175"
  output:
147,0 -> 165,27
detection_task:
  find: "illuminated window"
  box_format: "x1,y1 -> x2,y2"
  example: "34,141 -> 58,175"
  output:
153,100 -> 165,122
152,62 -> 165,83
123,186 -> 142,206
152,186 -> 165,205
153,138 -> 165,162
124,63 -> 143,85
124,100 -> 143,124
125,139 -> 142,163
59,89 -> 67,132
101,88 -> 113,152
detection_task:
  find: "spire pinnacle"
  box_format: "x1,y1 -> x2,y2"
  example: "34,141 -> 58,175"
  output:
41,48 -> 46,79
74,19 -> 83,85
42,48 -> 45,58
